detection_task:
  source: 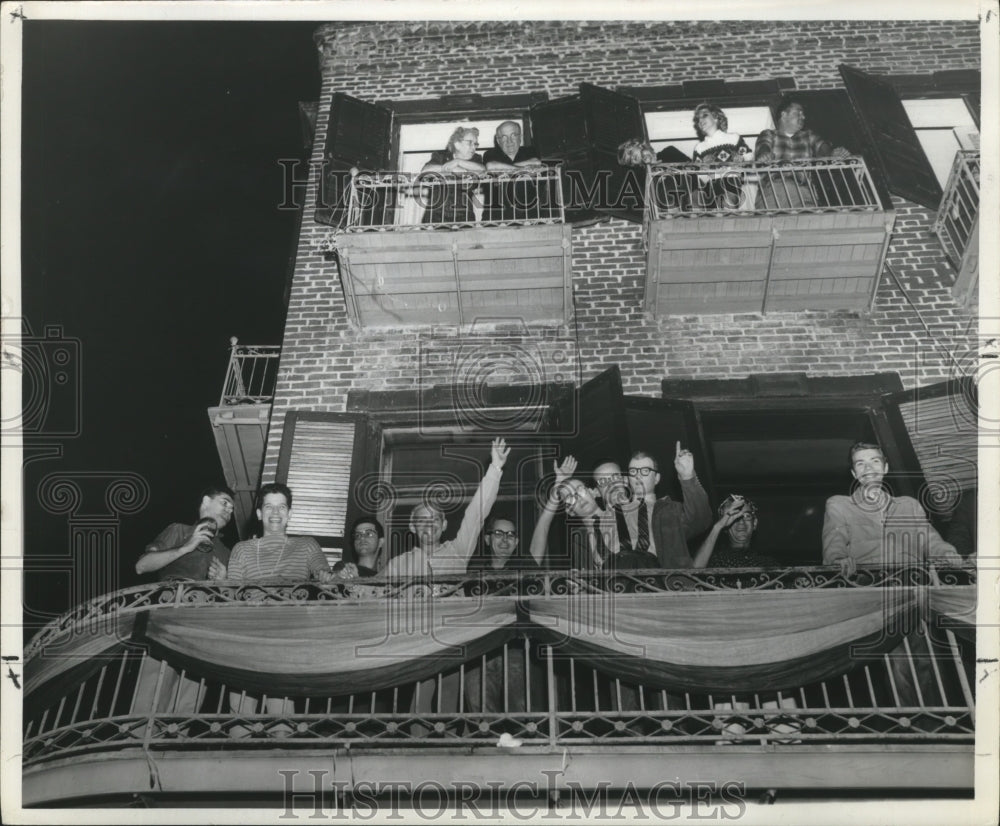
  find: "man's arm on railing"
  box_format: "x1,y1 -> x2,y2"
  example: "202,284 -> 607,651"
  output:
821,497 -> 856,577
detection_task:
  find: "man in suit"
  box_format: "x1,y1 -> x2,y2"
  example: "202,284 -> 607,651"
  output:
624,443 -> 712,569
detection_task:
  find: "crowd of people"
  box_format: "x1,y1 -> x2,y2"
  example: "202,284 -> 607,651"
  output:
136,438 -> 971,587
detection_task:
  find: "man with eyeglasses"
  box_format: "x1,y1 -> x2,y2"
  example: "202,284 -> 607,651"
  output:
382,438 -> 510,579
625,444 -> 711,569
477,513 -> 543,571
333,515 -> 384,578
822,442 -> 962,577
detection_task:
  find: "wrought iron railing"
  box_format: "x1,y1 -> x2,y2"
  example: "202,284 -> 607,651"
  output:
23,564 -> 975,766
218,337 -> 281,406
645,157 -> 883,221
933,150 -> 980,270
342,168 -> 565,231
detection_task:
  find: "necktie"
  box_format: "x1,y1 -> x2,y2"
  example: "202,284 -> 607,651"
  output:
614,505 -> 633,553
592,515 -> 609,564
636,500 -> 650,552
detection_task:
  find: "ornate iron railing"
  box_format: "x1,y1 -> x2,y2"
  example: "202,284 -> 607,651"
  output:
933,149 -> 980,270
218,337 -> 281,406
644,157 -> 883,221
23,564 -> 976,766
341,167 -> 565,231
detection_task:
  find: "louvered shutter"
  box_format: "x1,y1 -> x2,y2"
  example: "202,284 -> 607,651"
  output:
882,380 -> 977,518
776,89 -> 892,210
548,365 -> 630,474
315,92 -> 393,227
530,94 -> 598,224
839,64 -> 943,210
275,412 -> 371,547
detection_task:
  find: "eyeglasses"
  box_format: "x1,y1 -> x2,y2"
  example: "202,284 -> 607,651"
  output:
595,474 -> 624,487
353,529 -> 379,539
627,467 -> 656,478
490,530 -> 516,540
557,486 -> 581,504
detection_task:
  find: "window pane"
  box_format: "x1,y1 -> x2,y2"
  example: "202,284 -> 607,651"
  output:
902,98 -> 980,187
645,106 -> 773,158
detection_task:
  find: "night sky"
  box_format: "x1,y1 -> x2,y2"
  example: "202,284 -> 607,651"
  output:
19,20 -> 322,632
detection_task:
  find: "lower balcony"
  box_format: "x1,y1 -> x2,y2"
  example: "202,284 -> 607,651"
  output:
22,565 -> 976,807
643,158 -> 895,315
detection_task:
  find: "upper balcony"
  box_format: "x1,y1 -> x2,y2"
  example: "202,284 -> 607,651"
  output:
933,150 -> 979,309
642,157 -> 895,316
22,562 -> 976,806
207,339 -> 281,538
321,168 -> 573,328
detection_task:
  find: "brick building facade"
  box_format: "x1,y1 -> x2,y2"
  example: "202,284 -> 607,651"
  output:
257,19 -> 981,560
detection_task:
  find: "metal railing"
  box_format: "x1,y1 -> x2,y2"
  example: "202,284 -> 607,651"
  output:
933,150 -> 980,269
23,564 -> 975,764
218,337 -> 281,406
645,157 -> 883,221
343,168 -> 565,231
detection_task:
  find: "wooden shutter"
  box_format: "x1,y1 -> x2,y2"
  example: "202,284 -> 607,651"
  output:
777,89 -> 893,210
548,365 -> 630,475
315,92 -> 393,227
881,379 -> 977,518
626,396 -> 709,504
530,94 -> 597,224
581,83 -> 648,224
275,412 -> 372,547
839,64 -> 943,210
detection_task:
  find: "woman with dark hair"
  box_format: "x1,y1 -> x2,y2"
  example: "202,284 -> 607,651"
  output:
420,126 -> 486,226
691,103 -> 752,209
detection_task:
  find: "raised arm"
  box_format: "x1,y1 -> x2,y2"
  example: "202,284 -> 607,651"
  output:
675,441 -> 712,537
451,438 -> 510,564
528,456 -> 577,565
691,501 -> 743,569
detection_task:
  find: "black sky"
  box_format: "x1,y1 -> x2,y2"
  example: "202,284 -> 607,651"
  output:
20,20 -> 322,631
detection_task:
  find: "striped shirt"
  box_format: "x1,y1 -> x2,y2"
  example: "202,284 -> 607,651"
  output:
228,535 -> 330,581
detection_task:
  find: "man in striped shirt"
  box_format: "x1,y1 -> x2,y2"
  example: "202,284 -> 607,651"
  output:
227,482 -> 338,582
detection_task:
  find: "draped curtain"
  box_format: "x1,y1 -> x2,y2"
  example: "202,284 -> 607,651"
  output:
26,586 -> 976,700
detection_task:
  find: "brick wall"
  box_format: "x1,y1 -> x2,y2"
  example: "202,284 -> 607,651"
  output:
261,19 -> 980,480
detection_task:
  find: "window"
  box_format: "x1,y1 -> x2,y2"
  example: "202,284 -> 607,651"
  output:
901,98 -> 979,188
645,106 -> 774,159
397,118 -> 526,173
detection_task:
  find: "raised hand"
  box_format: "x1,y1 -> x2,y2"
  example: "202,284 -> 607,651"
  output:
674,441 -> 695,480
554,455 -> 578,485
491,437 -> 511,469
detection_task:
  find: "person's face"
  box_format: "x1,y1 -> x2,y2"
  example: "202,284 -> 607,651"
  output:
557,479 -> 601,519
696,108 -> 719,136
201,493 -> 235,529
496,124 -> 522,157
779,104 -> 805,134
352,521 -> 383,565
485,518 -> 518,563
594,462 -> 631,507
257,492 -> 290,536
627,457 -> 660,499
726,511 -> 757,550
410,505 -> 446,546
452,134 -> 478,161
851,448 -> 888,487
